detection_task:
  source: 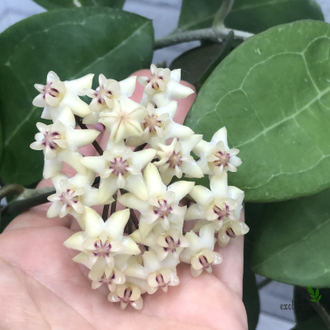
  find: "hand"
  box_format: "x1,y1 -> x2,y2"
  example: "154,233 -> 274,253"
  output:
0,71 -> 248,330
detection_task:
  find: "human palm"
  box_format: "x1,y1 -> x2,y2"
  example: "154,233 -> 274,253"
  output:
0,72 -> 248,330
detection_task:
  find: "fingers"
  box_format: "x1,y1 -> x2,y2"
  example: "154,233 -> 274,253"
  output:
212,209 -> 245,298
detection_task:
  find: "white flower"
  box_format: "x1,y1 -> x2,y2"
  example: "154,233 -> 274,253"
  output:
30,106 -> 100,178
85,74 -> 137,113
155,136 -> 203,185
46,172 -> 99,228
33,71 -> 93,121
194,127 -> 242,175
186,172 -> 244,230
108,282 -> 143,310
217,220 -> 249,247
91,265 -> 126,292
118,163 -> 194,236
99,97 -> 146,143
130,225 -> 189,261
138,64 -> 194,107
180,225 -> 222,277
64,207 -> 140,271
126,102 -> 194,148
81,141 -> 155,203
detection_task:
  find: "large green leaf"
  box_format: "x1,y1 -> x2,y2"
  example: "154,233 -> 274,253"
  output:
33,0 -> 125,10
0,116 -> 3,168
251,189 -> 330,287
170,32 -> 234,91
0,8 -> 153,186
185,20 -> 330,202
177,0 -> 324,34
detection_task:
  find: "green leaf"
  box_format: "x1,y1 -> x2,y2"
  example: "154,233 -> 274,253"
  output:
318,295 -> 322,301
291,316 -> 327,330
307,287 -> 315,295
170,32 -> 234,91
33,0 -> 125,10
311,299 -> 317,302
177,0 -> 324,34
0,116 -> 3,170
251,189 -> 330,287
0,8 -> 154,187
316,288 -> 320,297
243,245 -> 260,330
185,20 -> 330,202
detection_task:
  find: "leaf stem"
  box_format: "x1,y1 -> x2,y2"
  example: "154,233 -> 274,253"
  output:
154,27 -> 253,50
74,115 -> 103,155
212,0 -> 235,29
297,286 -> 330,329
102,204 -> 110,221
0,184 -> 25,201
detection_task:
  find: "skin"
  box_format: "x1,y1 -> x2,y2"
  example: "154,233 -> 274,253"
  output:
0,70 -> 248,330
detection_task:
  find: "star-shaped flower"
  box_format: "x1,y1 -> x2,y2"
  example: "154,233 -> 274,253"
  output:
33,71 -> 93,121
186,172 -> 244,230
118,163 -> 194,236
138,64 -> 194,107
194,127 -> 242,175
99,97 -> 146,143
30,106 -> 100,178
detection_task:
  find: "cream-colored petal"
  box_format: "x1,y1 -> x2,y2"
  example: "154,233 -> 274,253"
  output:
66,128 -> 100,148
105,209 -> 130,241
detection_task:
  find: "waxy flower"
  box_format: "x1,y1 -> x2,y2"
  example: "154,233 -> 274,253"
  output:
30,106 -> 100,178
99,97 -> 146,143
91,265 -> 126,292
194,127 -> 242,175
33,71 -> 93,121
155,136 -> 203,185
126,101 -> 194,148
81,141 -> 155,203
138,64 -> 194,107
131,225 -> 189,261
108,282 -> 143,310
64,207 -> 140,271
180,225 -> 222,277
217,220 -> 249,247
186,172 -> 244,230
119,163 -> 194,236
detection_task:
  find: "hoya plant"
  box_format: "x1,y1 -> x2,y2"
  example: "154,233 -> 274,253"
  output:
0,0 -> 329,329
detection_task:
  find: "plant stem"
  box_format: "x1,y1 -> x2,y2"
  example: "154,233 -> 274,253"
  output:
74,115 -> 103,155
0,184 -> 25,201
154,27 -> 253,50
130,209 -> 139,230
297,286 -> 330,329
110,193 -> 117,215
212,0 -> 235,29
102,204 -> 110,221
257,278 -> 273,290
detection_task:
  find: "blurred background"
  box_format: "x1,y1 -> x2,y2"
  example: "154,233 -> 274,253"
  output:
0,1 -> 329,329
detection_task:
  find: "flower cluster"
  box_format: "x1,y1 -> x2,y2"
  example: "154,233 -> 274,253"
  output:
30,64 -> 249,310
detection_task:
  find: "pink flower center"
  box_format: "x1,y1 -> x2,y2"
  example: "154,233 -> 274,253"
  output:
43,82 -> 60,98
213,203 -> 230,220
164,235 -> 180,253
143,114 -> 162,132
93,239 -> 112,257
198,255 -> 212,269
155,273 -> 168,288
42,131 -> 60,150
167,151 -> 183,168
99,271 -> 116,284
59,188 -> 79,206
147,75 -> 164,91
109,157 -> 129,176
225,227 -> 236,238
213,151 -> 231,167
121,288 -> 133,303
95,85 -> 113,104
154,199 -> 173,219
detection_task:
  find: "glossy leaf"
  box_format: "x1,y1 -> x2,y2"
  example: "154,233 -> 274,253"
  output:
0,117 -> 3,169
177,0 -> 324,34
33,0 -> 125,10
185,20 -> 330,201
251,189 -> 330,287
0,8 -> 153,186
170,32 -> 234,90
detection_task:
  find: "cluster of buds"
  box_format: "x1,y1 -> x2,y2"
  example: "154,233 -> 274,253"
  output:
30,64 -> 249,310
